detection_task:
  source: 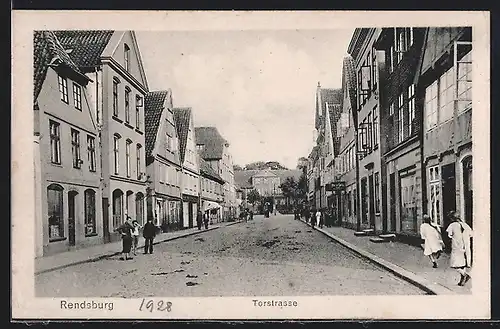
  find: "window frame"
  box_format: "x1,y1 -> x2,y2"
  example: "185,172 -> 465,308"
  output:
124,44 -> 130,72
374,172 -> 380,213
58,75 -> 69,103
72,83 -> 82,110
408,84 -> 416,135
49,120 -> 61,165
136,144 -> 142,179
84,189 -> 97,236
113,134 -> 120,175
124,87 -> 131,124
87,135 -> 96,172
71,128 -> 81,169
125,139 -> 132,177
428,165 -> 442,226
398,93 -> 405,143
112,78 -> 120,117
135,95 -> 142,129
47,184 -> 65,241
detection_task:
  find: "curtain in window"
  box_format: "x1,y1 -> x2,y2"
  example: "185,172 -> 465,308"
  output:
47,185 -> 64,239
84,189 -> 96,235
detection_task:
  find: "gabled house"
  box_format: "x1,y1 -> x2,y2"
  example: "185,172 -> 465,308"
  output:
173,107 -> 200,228
195,127 -> 237,221
347,28 -> 385,233
144,90 -> 183,231
419,27 -> 473,247
313,83 -> 342,211
55,30 -> 149,243
199,157 -> 225,223
34,31 -> 102,256
332,55 -> 358,229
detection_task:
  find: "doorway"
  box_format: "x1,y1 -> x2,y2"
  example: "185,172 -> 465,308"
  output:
368,174 -> 375,228
360,178 -> 368,225
102,197 -> 110,243
188,202 -> 194,228
462,156 -> 473,228
389,173 -> 396,232
441,163 -> 456,251
68,191 -> 78,246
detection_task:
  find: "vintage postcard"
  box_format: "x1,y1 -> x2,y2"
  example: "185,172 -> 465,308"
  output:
12,10 -> 490,320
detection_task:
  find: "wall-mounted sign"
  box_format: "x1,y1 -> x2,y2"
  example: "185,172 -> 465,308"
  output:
326,181 -> 346,191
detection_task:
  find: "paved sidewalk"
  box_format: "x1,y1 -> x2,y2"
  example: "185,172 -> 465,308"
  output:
299,219 -> 472,295
35,221 -> 242,275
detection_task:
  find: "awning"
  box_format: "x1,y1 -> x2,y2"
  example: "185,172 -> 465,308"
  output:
203,201 -> 221,211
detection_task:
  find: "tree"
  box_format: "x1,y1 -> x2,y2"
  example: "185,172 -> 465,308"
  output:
247,189 -> 261,205
244,161 -> 288,170
279,176 -> 298,208
297,157 -> 308,170
233,164 -> 243,171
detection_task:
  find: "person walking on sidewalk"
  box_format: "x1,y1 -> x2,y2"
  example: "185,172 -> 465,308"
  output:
116,217 -> 134,260
131,220 -> 142,256
318,209 -> 324,228
315,209 -> 322,228
310,208 -> 316,229
203,211 -> 210,229
420,214 -> 444,268
196,210 -> 203,230
143,218 -> 157,255
446,211 -> 473,286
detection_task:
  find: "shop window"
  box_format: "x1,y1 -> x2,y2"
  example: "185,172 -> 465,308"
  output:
428,166 -> 442,226
84,189 -> 96,236
47,184 -> 64,240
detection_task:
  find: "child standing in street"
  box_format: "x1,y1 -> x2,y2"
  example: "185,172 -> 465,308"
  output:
420,214 -> 444,268
131,220 -> 141,256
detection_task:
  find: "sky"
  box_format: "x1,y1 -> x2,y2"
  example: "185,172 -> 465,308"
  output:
136,29 -> 354,169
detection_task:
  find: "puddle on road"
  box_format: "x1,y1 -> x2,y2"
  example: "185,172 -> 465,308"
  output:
186,282 -> 199,286
186,274 -> 198,278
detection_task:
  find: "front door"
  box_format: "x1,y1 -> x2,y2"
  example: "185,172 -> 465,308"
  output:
462,156 -> 473,228
441,163 -> 456,251
68,191 -> 77,246
361,178 -> 368,225
368,174 -> 375,229
102,197 -> 110,242
389,173 -> 396,232
188,202 -> 194,228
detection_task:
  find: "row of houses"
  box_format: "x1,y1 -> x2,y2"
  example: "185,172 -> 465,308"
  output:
34,30 -> 237,257
307,27 -> 472,245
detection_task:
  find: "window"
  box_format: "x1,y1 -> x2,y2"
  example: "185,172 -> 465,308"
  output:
84,189 -> 96,236
439,68 -> 455,123
58,75 -> 68,103
165,164 -> 170,183
113,134 -> 120,174
367,112 -> 373,151
87,135 -> 96,172
408,84 -> 416,135
136,144 -> 142,179
124,44 -> 130,71
398,93 -> 404,143
373,107 -> 379,149
353,188 -> 357,215
428,166 -> 441,225
159,165 -> 164,183
394,28 -> 414,63
47,184 -> 64,240
49,120 -> 61,164
389,102 -> 395,116
166,134 -> 172,151
73,83 -> 82,110
124,87 -> 131,123
196,144 -> 204,152
371,49 -> 378,89
126,139 -> 131,177
457,49 -> 472,113
374,172 -> 380,213
136,95 -> 142,129
425,81 -> 439,130
389,45 -> 394,73
136,193 -> 144,225
113,78 -> 119,117
71,129 -> 81,169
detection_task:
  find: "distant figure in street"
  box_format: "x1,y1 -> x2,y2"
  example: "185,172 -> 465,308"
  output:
315,209 -> 322,228
318,209 -> 324,228
203,211 -> 210,229
304,208 -> 310,223
116,217 -> 134,260
446,211 -> 473,286
420,214 -> 444,268
131,220 -> 141,256
310,209 -> 316,228
196,210 -> 203,230
249,209 -> 254,220
143,218 -> 157,255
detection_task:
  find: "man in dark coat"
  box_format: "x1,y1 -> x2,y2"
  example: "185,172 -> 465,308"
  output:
203,211 -> 209,229
143,218 -> 156,254
196,210 -> 203,230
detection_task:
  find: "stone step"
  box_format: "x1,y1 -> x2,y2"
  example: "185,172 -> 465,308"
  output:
354,231 -> 367,236
363,228 -> 375,235
379,233 -> 396,241
369,237 -> 390,243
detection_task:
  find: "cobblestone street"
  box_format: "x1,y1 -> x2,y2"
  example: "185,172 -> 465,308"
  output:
36,215 -> 425,297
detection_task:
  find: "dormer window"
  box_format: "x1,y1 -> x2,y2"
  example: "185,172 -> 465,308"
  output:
124,44 -> 130,72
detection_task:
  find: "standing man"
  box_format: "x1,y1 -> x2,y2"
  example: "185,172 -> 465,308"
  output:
196,210 -> 203,230
143,217 -> 156,255
315,209 -> 322,228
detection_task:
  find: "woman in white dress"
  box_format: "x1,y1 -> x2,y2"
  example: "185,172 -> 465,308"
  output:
446,211 -> 473,286
420,214 -> 444,268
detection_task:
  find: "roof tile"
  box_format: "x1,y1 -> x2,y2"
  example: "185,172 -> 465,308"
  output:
173,107 -> 192,163
194,127 -> 226,160
144,90 -> 168,157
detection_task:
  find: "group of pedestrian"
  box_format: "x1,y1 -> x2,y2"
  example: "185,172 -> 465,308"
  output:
115,217 -> 157,260
420,211 -> 473,286
196,210 -> 210,230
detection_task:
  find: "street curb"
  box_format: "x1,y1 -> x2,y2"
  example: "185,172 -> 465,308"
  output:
35,221 -> 242,275
298,219 -> 454,295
